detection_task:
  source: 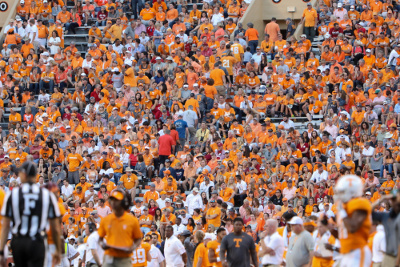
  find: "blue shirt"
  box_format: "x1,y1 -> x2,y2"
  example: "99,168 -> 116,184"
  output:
174,119 -> 188,138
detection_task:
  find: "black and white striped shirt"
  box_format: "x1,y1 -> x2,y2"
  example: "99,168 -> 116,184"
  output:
1,183 -> 60,238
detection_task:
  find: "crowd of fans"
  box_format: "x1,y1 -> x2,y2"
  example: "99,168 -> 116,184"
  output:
1,0 -> 400,266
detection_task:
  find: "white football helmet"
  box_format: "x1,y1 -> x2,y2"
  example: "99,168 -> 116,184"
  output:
334,175 -> 364,203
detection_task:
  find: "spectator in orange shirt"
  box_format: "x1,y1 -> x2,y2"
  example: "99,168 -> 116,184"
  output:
245,22 -> 259,54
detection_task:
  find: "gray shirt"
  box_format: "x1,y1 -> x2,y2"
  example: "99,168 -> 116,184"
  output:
51,170 -> 66,184
108,114 -> 122,126
152,62 -> 165,74
182,110 -> 198,128
124,26 -> 136,39
372,210 -> 400,256
263,148 -> 277,162
180,89 -> 191,101
111,72 -> 124,88
286,230 -> 314,267
184,236 -> 195,267
107,10 -> 120,19
58,140 -> 69,150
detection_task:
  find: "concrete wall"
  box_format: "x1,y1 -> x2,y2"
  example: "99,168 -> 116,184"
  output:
238,0 -> 317,41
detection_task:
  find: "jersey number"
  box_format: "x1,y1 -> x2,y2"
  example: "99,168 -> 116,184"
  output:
132,248 -> 146,264
223,60 -> 230,68
21,194 -> 39,236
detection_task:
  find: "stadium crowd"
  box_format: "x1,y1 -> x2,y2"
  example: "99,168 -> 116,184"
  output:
1,0 -> 400,266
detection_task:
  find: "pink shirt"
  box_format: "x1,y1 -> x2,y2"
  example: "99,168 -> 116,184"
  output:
97,205 -> 111,218
282,186 -> 297,200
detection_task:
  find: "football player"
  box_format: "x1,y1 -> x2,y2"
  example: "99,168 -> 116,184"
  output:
334,175 -> 372,267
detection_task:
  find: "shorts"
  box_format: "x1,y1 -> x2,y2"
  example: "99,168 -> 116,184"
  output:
335,246 -> 371,267
215,85 -> 226,96
159,155 -> 168,165
68,170 -> 80,185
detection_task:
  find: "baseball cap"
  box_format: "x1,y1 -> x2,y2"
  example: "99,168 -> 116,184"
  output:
110,190 -> 124,200
288,216 -> 303,225
181,230 -> 191,236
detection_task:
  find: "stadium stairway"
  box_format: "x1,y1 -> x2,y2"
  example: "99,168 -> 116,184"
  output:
62,1 -> 203,57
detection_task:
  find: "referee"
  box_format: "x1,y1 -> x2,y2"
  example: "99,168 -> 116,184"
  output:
0,161 -> 62,267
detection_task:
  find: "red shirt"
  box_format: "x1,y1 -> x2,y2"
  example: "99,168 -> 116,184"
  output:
95,0 -> 107,6
158,134 -> 174,156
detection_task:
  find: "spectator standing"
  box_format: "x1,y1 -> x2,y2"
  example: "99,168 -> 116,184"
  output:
264,17 -> 280,42
158,129 -> 175,167
372,224 -> 386,267
372,193 -> 400,266
301,2 -> 318,41
258,219 -> 284,266
220,218 -> 258,267
286,216 -> 314,267
245,23 -> 259,54
164,225 -> 187,267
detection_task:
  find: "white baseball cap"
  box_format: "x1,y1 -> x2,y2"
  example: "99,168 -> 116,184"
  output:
288,216 -> 303,225
337,3 -> 342,7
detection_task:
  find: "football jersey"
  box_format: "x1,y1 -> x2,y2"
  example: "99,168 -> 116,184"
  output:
207,240 -> 222,267
131,242 -> 151,267
338,197 -> 372,254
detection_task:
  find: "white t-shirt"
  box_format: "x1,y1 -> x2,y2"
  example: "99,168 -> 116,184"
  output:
164,235 -> 186,267
372,225 -> 386,263
156,198 -> 166,209
261,232 -> 284,265
280,119 -> 295,130
172,224 -> 186,236
311,170 -> 329,183
62,184 -> 74,198
74,244 -> 86,267
27,24 -> 38,42
148,244 -> 165,267
66,243 -> 79,261
85,190 -> 96,202
86,231 -> 104,265
186,193 -> 203,215
362,146 -> 375,157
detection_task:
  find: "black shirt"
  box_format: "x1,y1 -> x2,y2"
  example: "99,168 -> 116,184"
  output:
343,29 -> 355,39
2,183 -> 60,238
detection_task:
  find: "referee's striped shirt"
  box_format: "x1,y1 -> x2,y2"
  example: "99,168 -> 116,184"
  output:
0,183 -> 61,238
